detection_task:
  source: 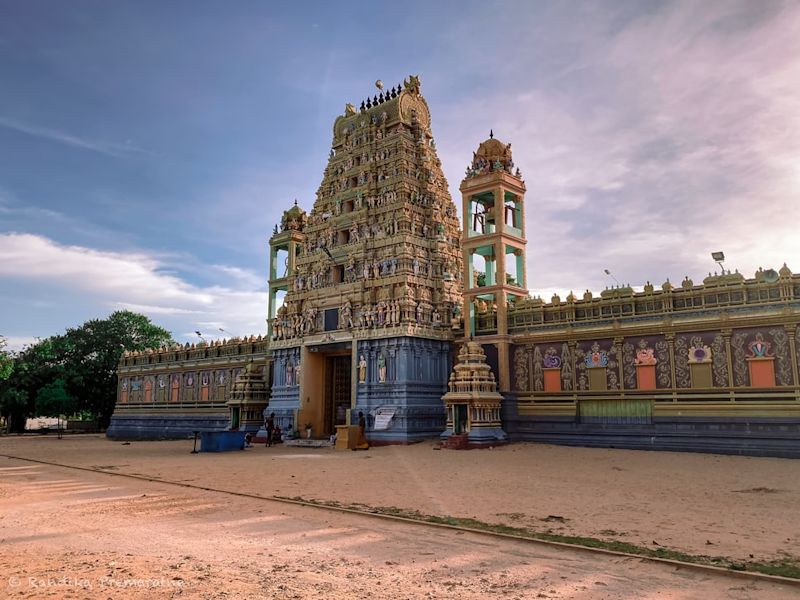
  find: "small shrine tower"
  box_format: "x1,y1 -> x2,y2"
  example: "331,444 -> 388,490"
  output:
226,359 -> 269,433
460,133 -> 527,391
441,340 -> 507,446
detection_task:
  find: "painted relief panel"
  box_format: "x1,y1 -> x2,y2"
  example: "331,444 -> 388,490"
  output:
730,327 -> 794,387
674,332 -> 727,389
170,374 -> 180,402
156,374 -> 168,402
215,369 -> 229,401
621,336 -> 671,390
518,343 -> 574,393
575,339 -> 619,391
183,372 -> 196,402
512,344 -> 530,392
200,371 -> 211,401
273,348 -> 301,388
130,378 -> 142,402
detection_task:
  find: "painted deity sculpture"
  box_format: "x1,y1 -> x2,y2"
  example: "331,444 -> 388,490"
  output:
377,354 -> 387,383
358,354 -> 367,384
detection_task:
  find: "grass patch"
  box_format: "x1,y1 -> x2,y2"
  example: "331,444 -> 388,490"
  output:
281,495 -> 800,580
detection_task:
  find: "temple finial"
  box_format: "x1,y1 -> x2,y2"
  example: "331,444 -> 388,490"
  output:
489,129 -> 493,139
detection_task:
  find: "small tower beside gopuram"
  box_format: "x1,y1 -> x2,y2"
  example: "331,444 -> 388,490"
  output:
226,360 -> 269,434
268,201 -> 307,339
441,339 -> 506,447
460,132 -> 527,392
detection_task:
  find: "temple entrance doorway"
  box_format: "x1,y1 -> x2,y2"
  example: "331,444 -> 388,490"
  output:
325,354 -> 352,437
301,342 -> 353,438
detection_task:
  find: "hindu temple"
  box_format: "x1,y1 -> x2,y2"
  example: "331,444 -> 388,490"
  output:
109,76 -> 800,457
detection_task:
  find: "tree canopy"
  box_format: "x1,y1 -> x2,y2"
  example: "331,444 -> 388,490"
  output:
0,335 -> 13,382
0,311 -> 173,432
35,379 -> 76,418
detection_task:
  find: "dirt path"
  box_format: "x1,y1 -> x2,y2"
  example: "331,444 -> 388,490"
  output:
1,457 -> 797,599
1,435 -> 798,565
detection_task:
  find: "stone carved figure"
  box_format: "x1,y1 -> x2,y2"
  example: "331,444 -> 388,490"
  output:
341,300 -> 353,329
286,361 -> 294,386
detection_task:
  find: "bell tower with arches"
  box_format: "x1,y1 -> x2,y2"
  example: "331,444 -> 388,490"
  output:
460,132 -> 527,391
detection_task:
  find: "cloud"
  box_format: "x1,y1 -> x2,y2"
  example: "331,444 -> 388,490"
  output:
1,336 -> 38,353
0,116 -> 151,158
434,1 -> 800,298
0,233 -> 266,341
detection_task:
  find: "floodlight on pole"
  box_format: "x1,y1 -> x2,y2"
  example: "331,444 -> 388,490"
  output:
603,268 -> 620,286
711,251 -> 725,273
195,331 -> 207,344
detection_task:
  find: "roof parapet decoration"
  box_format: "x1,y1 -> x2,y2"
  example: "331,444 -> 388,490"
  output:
500,265 -> 797,334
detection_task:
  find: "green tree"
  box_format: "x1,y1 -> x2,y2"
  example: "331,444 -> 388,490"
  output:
0,335 -> 13,382
35,379 -> 77,418
0,337 -> 66,432
0,388 -> 28,433
0,312 -> 171,432
61,311 -> 172,428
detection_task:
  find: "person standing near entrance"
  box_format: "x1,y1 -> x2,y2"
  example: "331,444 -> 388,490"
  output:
265,412 -> 275,447
355,411 -> 369,450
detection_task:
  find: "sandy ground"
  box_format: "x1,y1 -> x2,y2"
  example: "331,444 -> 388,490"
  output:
1,436 -> 799,598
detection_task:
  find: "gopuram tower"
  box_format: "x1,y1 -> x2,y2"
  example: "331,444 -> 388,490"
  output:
268,76 -> 463,442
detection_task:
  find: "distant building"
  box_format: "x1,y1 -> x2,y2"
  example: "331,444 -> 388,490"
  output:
109,77 -> 800,457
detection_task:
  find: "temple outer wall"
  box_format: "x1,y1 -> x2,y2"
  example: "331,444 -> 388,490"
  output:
499,294 -> 800,457
108,338 -> 269,440
503,394 -> 800,458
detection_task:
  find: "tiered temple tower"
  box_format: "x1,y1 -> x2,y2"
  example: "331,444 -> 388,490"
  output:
460,134 -> 527,391
268,76 -> 463,442
226,359 -> 269,433
441,340 -> 507,446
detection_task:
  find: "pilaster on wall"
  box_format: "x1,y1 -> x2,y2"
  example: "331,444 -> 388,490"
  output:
787,325 -> 799,387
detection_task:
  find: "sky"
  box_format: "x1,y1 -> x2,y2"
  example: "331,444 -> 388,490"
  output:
1,0 -> 799,351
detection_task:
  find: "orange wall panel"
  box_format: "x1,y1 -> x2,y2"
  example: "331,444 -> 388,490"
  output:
748,358 -> 775,387
543,368 -> 561,392
636,364 -> 656,390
